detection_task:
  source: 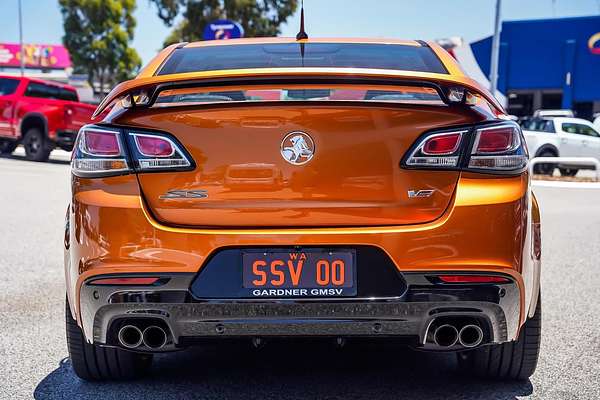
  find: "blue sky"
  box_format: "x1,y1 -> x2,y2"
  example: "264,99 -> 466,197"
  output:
2,0 -> 599,65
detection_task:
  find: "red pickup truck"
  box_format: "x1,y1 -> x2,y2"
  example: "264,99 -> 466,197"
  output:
0,75 -> 96,161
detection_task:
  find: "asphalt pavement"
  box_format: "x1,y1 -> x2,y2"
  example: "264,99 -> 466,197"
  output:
1,149 -> 599,400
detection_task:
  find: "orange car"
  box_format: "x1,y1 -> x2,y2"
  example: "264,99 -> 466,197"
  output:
64,37 -> 542,381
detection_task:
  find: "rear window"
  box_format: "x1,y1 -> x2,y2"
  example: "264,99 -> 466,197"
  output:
157,43 -> 448,75
152,85 -> 445,108
25,82 -> 78,101
0,78 -> 19,95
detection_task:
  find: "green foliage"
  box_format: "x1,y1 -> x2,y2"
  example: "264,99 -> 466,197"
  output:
149,0 -> 299,46
59,0 -> 142,90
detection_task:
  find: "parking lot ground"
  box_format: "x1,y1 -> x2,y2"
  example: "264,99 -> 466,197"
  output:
1,153 -> 599,400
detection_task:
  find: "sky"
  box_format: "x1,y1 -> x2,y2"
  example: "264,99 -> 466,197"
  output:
1,0 -> 599,65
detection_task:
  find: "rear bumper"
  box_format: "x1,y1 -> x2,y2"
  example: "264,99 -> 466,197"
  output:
66,173 -> 540,350
80,272 -> 520,351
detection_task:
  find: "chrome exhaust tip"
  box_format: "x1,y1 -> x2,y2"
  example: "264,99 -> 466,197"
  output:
118,325 -> 143,349
433,324 -> 459,347
142,326 -> 168,349
458,324 -> 484,348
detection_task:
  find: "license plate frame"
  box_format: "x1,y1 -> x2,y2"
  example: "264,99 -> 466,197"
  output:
242,248 -> 357,298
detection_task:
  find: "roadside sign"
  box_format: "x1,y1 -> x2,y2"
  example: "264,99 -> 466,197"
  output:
203,20 -> 244,40
0,43 -> 71,69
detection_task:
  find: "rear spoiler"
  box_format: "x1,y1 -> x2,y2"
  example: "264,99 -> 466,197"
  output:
92,67 -> 505,119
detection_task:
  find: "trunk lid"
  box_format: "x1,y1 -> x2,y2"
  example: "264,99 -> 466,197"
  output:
118,104 -> 482,227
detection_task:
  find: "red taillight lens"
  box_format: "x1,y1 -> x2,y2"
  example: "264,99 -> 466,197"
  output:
90,277 -> 161,285
135,135 -> 174,157
64,106 -> 73,123
438,275 -> 510,283
474,126 -> 514,153
423,133 -> 461,155
405,130 -> 466,168
129,132 -> 191,171
82,130 -> 121,156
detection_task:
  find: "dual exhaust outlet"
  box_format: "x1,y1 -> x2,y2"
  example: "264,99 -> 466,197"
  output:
118,324 -> 168,350
118,321 -> 481,350
432,323 -> 483,348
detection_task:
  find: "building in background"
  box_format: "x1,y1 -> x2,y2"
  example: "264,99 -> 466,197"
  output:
436,36 -> 508,108
471,16 -> 600,120
0,42 -> 94,103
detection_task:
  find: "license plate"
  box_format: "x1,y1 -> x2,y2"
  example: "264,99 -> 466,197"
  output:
242,250 -> 356,298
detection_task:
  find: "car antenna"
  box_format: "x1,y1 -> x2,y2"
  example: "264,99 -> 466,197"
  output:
296,0 -> 308,67
296,0 -> 308,40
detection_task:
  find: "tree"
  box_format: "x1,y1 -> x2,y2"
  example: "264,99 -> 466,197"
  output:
150,0 -> 299,46
59,0 -> 142,93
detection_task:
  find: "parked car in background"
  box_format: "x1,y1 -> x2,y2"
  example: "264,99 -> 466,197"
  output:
0,75 -> 95,161
522,116 -> 600,175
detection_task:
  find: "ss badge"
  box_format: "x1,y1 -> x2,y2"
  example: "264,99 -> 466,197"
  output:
407,189 -> 435,198
160,190 -> 208,199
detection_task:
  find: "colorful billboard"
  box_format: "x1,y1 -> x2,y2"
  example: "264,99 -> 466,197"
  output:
0,43 -> 71,69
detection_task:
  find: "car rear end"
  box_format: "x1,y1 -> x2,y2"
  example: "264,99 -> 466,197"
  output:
64,38 -> 541,381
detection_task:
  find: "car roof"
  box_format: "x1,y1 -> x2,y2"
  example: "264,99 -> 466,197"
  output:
183,37 -> 421,48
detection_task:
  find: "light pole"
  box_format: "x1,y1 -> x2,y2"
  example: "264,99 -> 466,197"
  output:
489,0 -> 502,98
18,0 -> 25,77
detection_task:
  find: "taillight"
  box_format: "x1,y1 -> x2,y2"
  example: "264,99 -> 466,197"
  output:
128,132 -> 191,170
71,127 -> 129,176
71,124 -> 193,177
402,121 -> 528,174
468,124 -> 528,171
405,130 -> 466,167
64,105 -> 74,124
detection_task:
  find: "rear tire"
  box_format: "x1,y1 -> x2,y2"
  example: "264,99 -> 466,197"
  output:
457,293 -> 541,381
0,139 -> 18,155
533,150 -> 556,175
65,299 -> 153,381
559,168 -> 578,177
23,128 -> 52,162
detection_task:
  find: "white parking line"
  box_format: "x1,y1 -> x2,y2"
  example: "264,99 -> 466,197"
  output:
532,180 -> 600,189
11,146 -> 72,161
